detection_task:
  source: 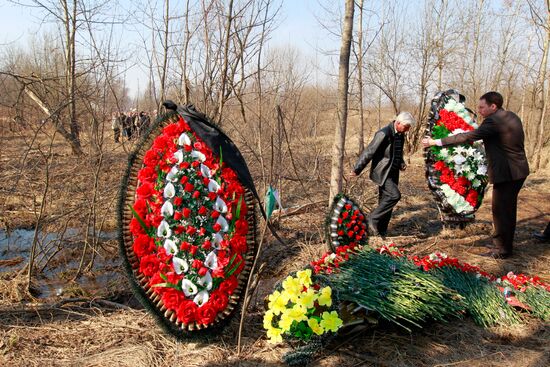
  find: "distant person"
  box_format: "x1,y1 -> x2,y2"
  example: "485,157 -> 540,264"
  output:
533,222 -> 550,243
138,111 -> 151,136
124,111 -> 135,140
349,112 -> 416,238
110,112 -> 121,143
423,91 -> 529,259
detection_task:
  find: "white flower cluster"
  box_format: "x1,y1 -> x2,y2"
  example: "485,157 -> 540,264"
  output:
438,145 -> 487,185
440,184 -> 474,213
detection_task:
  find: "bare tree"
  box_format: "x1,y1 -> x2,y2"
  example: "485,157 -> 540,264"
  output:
329,0 -> 354,204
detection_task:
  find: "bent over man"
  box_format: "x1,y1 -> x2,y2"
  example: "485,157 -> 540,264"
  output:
351,112 -> 416,238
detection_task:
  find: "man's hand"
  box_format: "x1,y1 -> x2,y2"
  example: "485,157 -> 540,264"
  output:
400,162 -> 407,171
422,137 -> 435,147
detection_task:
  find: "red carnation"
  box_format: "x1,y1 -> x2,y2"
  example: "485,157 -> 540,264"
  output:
182,207 -> 191,218
184,182 -> 194,192
186,226 -> 197,235
198,206 -> 207,216
219,276 -> 238,295
192,190 -> 201,199
161,288 -> 184,311
209,290 -> 229,312
138,166 -> 157,183
174,197 -> 183,206
208,192 -> 217,201
176,300 -> 198,324
136,182 -> 154,199
139,254 -> 160,277
133,234 -> 155,258
230,235 -> 247,253
192,259 -> 203,269
174,212 -> 183,221
143,149 -> 162,167
195,304 -> 217,325
202,240 -> 212,250
211,211 -> 220,219
213,223 -> 222,232
189,245 -> 198,256
198,266 -> 208,276
433,160 -> 446,171
129,217 -> 146,236
133,199 -> 148,218
180,241 -> 190,251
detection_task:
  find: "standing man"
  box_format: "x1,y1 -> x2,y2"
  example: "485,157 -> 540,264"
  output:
423,91 -> 529,258
350,112 -> 416,238
111,111 -> 121,143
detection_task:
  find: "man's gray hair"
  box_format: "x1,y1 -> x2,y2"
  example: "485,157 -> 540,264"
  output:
395,111 -> 416,127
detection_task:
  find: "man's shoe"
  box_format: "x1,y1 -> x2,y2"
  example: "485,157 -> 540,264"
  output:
533,232 -> 550,243
367,219 -> 379,236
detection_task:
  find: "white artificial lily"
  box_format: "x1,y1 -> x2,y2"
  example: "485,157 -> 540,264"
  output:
208,179 -> 220,193
477,165 -> 487,175
178,133 -> 191,146
216,215 -> 229,232
439,148 -> 449,159
453,154 -> 466,166
163,238 -> 178,255
213,196 -> 228,213
453,146 -> 467,156
161,201 -> 174,217
157,220 -> 172,238
200,164 -> 212,178
174,150 -> 184,164
212,232 -> 224,248
466,171 -> 476,181
473,151 -> 485,162
181,279 -> 198,296
198,272 -> 213,290
193,290 -> 210,307
204,251 -> 218,269
441,184 -> 474,214
191,150 -> 206,162
472,179 -> 481,188
454,164 -> 464,175
166,166 -> 179,182
164,182 -> 176,198
172,256 -> 189,274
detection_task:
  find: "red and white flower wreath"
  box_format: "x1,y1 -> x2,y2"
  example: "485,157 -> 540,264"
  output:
129,116 -> 249,326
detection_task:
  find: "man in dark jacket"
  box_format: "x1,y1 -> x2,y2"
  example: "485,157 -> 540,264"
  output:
351,112 -> 416,238
423,91 -> 529,258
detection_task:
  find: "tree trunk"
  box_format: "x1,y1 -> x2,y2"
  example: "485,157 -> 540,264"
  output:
532,0 -> 550,170
357,0 -> 364,155
329,0 -> 354,205
216,0 -> 234,126
62,0 -> 83,156
158,0 -> 170,111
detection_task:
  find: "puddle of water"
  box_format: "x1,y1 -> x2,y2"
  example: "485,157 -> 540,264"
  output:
0,228 -> 124,299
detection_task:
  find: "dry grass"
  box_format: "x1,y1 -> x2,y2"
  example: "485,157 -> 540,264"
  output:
0,122 -> 549,366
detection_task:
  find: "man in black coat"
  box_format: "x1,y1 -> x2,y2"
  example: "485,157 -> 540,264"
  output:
351,112 -> 416,238
423,91 -> 530,258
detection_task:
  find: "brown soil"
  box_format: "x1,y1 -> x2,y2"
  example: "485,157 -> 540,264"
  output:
0,126 -> 549,367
